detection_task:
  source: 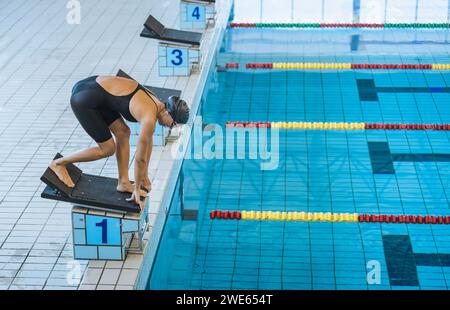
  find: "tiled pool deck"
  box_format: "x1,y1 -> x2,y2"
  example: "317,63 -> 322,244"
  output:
0,0 -> 230,289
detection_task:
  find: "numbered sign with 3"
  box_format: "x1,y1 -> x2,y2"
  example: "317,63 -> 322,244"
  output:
166,47 -> 188,68
159,44 -> 191,76
86,215 -> 121,246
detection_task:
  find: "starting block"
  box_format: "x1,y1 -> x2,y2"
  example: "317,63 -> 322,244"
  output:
71,201 -> 148,260
180,0 -> 216,30
140,15 -> 202,76
40,153 -> 149,260
116,69 -> 182,146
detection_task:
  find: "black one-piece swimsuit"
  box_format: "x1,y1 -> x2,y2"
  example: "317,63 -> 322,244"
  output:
70,76 -> 151,143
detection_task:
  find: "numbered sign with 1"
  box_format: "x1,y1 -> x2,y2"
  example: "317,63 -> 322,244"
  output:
86,214 -> 121,246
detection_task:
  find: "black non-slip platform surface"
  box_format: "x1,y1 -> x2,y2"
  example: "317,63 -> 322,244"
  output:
41,174 -> 141,213
140,15 -> 202,46
163,28 -> 202,44
140,27 -> 202,46
40,153 -> 141,213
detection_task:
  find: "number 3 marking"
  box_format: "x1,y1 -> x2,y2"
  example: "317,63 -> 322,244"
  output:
171,49 -> 183,66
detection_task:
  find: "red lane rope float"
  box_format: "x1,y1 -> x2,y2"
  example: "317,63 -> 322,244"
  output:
245,63 -> 273,69
237,63 -> 449,70
229,23 -> 450,29
225,122 -> 450,131
351,63 -> 432,69
230,23 -> 257,28
225,63 -> 239,69
226,122 -> 271,128
210,210 -> 450,224
365,123 -> 450,130
358,214 -> 450,224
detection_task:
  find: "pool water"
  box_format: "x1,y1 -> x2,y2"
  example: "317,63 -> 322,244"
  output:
147,27 -> 450,290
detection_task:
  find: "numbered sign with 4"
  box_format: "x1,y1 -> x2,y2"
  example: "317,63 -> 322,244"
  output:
180,1 -> 213,30
187,5 -> 205,22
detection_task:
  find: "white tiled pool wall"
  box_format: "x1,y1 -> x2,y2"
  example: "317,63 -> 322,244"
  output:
134,0 -> 234,289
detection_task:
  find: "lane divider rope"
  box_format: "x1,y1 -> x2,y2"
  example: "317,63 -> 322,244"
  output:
227,63 -> 450,70
210,210 -> 450,224
225,63 -> 239,69
230,22 -> 450,29
225,122 -> 450,131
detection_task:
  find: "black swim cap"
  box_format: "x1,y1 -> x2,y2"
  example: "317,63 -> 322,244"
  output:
165,96 -> 190,124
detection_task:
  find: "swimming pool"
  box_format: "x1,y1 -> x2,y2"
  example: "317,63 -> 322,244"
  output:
147,25 -> 450,289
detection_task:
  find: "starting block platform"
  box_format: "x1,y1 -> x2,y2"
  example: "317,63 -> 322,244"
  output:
140,15 -> 202,76
40,153 -> 150,260
140,15 -> 202,46
41,153 -> 142,214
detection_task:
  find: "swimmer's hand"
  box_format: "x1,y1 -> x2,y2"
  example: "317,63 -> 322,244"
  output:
142,176 -> 152,193
126,186 -> 147,210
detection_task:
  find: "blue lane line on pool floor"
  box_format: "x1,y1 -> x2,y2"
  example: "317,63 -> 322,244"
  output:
383,235 -> 450,287
350,34 -> 360,51
383,235 -> 418,286
357,78 -> 450,101
368,142 -> 450,174
368,142 -> 395,174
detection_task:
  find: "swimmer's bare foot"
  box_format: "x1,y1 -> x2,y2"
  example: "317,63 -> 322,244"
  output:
49,160 -> 75,188
117,181 -> 134,193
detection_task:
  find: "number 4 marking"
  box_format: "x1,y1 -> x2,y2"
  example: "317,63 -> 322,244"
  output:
192,7 -> 200,20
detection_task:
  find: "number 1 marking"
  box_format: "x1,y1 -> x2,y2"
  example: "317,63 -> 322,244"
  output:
95,219 -> 108,243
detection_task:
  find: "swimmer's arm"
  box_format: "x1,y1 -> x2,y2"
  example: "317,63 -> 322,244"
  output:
143,134 -> 152,185
134,119 -> 155,191
145,137 -> 152,172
